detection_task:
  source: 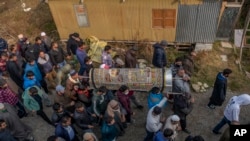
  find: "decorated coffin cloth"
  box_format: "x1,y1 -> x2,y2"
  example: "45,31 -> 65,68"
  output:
89,68 -> 166,91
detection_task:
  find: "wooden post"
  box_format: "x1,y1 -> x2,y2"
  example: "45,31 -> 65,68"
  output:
239,9 -> 250,71
231,0 -> 245,39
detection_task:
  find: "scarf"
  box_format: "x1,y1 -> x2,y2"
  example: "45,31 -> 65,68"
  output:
68,74 -> 80,84
106,100 -> 121,119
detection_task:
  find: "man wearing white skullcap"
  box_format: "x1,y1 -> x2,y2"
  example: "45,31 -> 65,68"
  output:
40,31 -> 52,49
163,114 -> 181,140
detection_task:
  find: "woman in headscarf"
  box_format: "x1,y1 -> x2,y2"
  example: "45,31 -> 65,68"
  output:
105,100 -> 126,136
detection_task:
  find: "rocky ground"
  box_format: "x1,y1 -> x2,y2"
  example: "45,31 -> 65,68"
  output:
20,87 -> 250,141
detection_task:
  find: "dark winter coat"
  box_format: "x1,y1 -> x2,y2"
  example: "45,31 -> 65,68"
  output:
73,110 -> 93,130
125,49 -> 137,68
66,34 -> 82,55
32,42 -> 49,60
82,64 -> 93,84
17,38 -> 28,57
173,94 -> 193,119
209,72 -> 227,106
0,129 -> 17,141
49,47 -> 66,66
24,44 -> 36,61
55,124 -> 79,141
6,60 -> 24,89
51,110 -> 71,125
0,38 -> 8,54
91,90 -> 107,116
117,91 -> 132,115
173,74 -> 192,119
152,43 -> 167,68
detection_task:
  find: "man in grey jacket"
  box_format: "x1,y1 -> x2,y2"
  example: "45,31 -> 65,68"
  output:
173,67 -> 194,134
73,102 -> 96,135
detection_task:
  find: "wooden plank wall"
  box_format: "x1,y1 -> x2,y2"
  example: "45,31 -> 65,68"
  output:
180,0 -> 203,5
48,0 -> 202,41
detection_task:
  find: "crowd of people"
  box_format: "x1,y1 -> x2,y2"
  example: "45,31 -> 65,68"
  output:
0,33 -> 249,141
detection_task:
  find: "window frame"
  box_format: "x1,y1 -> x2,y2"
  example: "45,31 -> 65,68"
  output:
152,9 -> 176,29
73,4 -> 90,27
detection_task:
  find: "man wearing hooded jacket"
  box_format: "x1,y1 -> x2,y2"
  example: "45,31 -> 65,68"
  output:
212,94 -> 250,134
152,40 -> 167,68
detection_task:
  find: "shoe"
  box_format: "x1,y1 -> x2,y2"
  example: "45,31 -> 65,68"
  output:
212,130 -> 222,135
207,105 -> 215,109
137,105 -> 144,110
183,129 -> 191,134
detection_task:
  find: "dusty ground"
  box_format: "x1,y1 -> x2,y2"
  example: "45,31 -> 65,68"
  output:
20,87 -> 250,141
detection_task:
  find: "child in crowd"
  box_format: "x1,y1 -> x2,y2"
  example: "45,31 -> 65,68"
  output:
147,87 -> 165,109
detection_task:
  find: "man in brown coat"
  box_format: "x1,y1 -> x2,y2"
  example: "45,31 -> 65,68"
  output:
55,85 -> 75,112
125,46 -> 138,68
65,70 -> 80,102
182,51 -> 196,77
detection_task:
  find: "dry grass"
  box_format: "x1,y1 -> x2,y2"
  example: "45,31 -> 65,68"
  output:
0,0 -> 58,44
191,41 -> 250,92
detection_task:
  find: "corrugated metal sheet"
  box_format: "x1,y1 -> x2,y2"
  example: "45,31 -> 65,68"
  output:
175,0 -> 222,43
175,5 -> 197,42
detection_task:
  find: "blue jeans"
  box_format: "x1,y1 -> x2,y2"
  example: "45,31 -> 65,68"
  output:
144,129 -> 154,141
213,116 -> 231,132
57,61 -> 66,69
78,66 -> 86,76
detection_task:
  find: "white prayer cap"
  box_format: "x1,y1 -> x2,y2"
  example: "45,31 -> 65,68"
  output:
41,32 -> 46,36
171,115 -> 180,122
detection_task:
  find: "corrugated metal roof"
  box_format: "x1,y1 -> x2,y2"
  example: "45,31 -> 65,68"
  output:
175,0 -> 222,43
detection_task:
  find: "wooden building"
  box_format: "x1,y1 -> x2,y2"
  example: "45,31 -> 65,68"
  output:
48,0 -> 243,43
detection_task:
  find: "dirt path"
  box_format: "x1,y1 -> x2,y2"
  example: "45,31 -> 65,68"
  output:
20,88 -> 250,141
